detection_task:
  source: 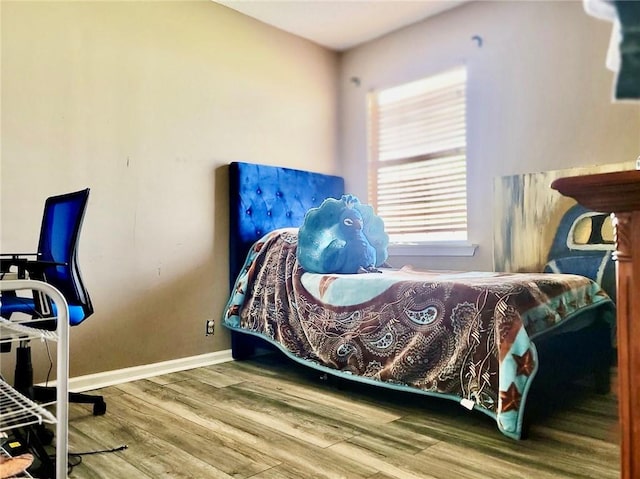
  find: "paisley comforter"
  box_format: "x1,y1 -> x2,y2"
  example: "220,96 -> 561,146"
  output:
223,229 -> 615,439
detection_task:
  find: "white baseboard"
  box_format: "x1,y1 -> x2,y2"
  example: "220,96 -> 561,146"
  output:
44,349 -> 234,392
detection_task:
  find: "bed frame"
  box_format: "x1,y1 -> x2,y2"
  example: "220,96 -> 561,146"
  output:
226,161 -> 614,438
227,161 -> 345,358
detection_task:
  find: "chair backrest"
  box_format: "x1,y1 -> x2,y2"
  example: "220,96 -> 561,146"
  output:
37,188 -> 93,323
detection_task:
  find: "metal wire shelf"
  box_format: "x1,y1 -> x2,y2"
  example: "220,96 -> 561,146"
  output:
0,380 -> 57,433
0,280 -> 69,478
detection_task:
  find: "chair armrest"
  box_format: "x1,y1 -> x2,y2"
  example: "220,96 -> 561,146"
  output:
0,256 -> 65,279
1,253 -> 39,272
1,257 -> 29,276
20,259 -> 68,272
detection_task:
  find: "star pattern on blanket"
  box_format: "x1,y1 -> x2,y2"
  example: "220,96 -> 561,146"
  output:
500,382 -> 522,413
512,349 -> 535,377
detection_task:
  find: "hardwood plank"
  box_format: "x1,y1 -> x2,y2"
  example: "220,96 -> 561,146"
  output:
326,441 -> 439,479
64,353 -> 619,478
69,400 -> 236,479
98,389 -> 276,477
67,424 -> 154,479
117,378 -> 380,477
416,441 -> 582,479
116,378 -> 378,477
211,357 -> 406,423
147,365 -> 244,388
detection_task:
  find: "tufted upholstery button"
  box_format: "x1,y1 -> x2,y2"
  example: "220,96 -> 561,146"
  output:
246,208 -> 252,216
276,191 -> 282,197
256,188 -> 262,195
267,210 -> 272,216
311,196 -> 317,202
256,229 -> 262,236
286,211 -> 292,218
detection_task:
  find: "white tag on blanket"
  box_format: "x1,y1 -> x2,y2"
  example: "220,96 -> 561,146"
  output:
460,398 -> 475,410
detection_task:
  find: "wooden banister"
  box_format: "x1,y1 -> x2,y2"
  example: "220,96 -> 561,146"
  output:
552,169 -> 640,479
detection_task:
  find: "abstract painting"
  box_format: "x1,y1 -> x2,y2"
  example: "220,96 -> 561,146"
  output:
493,161 -> 634,274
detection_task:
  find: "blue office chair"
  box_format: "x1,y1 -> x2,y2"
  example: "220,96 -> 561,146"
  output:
0,188 -> 106,416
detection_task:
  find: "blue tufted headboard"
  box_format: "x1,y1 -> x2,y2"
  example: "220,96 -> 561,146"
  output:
228,162 -> 345,287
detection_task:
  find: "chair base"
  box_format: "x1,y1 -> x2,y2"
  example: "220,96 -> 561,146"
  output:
33,385 -> 107,415
14,345 -> 107,415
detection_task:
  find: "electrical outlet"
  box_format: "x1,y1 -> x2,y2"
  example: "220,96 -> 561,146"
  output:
205,319 -> 215,336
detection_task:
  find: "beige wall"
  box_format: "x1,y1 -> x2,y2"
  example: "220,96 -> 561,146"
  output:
339,0 -> 640,271
3,0 -> 640,382
1,1 -> 338,381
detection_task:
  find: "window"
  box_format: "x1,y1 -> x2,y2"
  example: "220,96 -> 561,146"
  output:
368,67 -> 468,245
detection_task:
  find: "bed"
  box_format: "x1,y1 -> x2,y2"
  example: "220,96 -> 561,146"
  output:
223,161 -> 615,440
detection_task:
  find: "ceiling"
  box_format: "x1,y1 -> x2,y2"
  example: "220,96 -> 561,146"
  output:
215,1 -> 469,51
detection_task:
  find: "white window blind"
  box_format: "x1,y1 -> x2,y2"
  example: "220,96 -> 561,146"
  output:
368,67 -> 468,243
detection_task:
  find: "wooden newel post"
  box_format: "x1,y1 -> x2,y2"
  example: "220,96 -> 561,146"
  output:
551,170 -> 640,479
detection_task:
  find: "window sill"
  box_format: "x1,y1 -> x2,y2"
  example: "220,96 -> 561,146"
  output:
388,241 -> 478,257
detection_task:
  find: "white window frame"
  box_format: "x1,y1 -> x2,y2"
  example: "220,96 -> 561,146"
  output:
367,66 -> 476,257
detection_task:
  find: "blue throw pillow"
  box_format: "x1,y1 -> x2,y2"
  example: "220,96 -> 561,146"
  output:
297,195 -> 388,274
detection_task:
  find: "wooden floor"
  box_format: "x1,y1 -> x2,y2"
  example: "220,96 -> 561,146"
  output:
66,354 -> 620,479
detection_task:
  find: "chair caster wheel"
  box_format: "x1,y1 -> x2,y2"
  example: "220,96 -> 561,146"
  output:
93,400 -> 106,416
